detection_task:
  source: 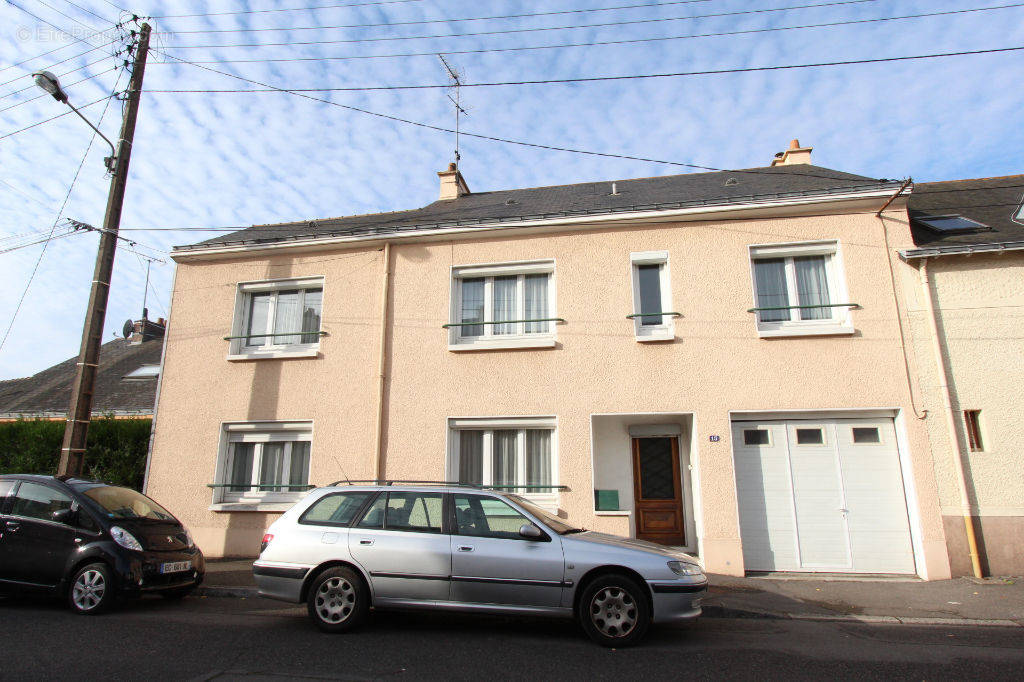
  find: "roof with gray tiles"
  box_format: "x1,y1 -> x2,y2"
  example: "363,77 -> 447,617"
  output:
0,338 -> 162,418
907,176 -> 1024,247
178,165 -> 900,251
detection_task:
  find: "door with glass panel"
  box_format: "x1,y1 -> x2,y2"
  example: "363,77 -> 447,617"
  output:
631,438 -> 686,546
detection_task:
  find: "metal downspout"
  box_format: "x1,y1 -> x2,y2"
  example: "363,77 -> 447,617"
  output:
373,242 -> 392,480
919,259 -> 983,578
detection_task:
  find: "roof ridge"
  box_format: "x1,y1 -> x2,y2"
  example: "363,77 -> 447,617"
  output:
917,175 -> 1024,186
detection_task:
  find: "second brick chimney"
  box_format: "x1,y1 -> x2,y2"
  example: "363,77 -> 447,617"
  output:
771,139 -> 813,167
437,162 -> 470,200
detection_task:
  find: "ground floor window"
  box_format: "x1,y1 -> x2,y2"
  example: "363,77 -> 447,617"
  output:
448,417 -> 557,508
216,421 -> 313,506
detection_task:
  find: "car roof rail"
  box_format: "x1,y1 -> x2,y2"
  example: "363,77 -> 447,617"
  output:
324,479 -> 477,488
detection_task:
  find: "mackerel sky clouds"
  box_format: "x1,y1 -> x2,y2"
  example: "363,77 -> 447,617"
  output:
1,0 -> 1022,379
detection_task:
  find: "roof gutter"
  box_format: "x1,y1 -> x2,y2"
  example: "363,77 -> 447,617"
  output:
900,239 -> 1024,260
171,187 -> 900,262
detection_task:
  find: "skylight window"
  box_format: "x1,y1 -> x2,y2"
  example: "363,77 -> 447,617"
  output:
915,215 -> 987,234
123,364 -> 160,380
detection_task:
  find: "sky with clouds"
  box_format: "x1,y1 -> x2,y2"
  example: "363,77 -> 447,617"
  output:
0,0 -> 1022,380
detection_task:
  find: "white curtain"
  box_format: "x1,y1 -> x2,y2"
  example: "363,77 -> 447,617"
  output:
300,289 -> 323,343
492,276 -> 517,335
245,294 -> 272,347
795,256 -> 831,320
460,278 -> 485,337
259,442 -> 286,491
526,430 -> 551,489
459,431 -> 483,485
753,258 -> 790,322
229,443 -> 255,491
525,274 -> 549,334
289,441 -> 311,491
493,430 -> 518,486
274,290 -> 302,344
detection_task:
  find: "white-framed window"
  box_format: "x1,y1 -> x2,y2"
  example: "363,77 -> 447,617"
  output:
447,417 -> 558,509
629,251 -> 675,341
228,277 -> 324,360
748,241 -> 853,338
213,421 -> 313,508
448,260 -> 556,351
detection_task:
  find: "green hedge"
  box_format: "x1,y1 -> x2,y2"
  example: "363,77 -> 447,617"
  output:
0,417 -> 151,490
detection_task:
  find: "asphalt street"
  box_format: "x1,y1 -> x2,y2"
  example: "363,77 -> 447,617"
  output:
2,595 -> 1022,681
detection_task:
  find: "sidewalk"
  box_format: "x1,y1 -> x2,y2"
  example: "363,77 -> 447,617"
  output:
199,559 -> 1023,626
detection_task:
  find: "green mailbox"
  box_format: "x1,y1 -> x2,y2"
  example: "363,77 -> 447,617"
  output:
594,489 -> 620,511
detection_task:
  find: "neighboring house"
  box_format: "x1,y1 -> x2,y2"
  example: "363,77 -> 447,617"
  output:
900,176 -> 1024,576
0,318 -> 165,420
148,139 -> 964,580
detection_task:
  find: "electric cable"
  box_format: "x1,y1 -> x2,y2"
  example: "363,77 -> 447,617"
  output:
0,65 -> 119,113
156,3 -> 1024,65
34,0 -> 106,35
152,0 -> 426,20
0,38 -> 119,89
156,0 -> 721,33
61,0 -> 114,25
0,92 -> 113,140
147,45 -> 1024,93
157,0 -> 883,46
0,67 -> 125,354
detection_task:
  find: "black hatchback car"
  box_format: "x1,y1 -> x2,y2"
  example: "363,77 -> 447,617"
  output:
0,474 -> 204,614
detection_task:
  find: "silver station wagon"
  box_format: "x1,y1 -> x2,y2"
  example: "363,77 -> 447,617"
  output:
253,482 -> 706,646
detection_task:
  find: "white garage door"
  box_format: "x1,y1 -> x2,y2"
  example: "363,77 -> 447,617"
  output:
732,418 -> 916,574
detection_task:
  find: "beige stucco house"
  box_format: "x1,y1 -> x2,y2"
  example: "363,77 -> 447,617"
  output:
899,176 -> 1024,577
145,141 -> 1017,579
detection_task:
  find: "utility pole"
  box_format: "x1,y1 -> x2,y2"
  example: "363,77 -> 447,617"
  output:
58,23 -> 151,477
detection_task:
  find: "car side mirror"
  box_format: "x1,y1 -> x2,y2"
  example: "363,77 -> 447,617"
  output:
519,523 -> 544,540
52,508 -> 76,525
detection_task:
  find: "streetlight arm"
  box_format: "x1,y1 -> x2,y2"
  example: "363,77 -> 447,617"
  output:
65,100 -> 117,158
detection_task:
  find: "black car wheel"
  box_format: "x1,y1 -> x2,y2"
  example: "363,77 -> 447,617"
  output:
306,566 -> 369,633
577,573 -> 651,647
69,562 -> 115,615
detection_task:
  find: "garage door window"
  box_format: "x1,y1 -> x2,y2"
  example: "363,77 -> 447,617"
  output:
743,429 -> 771,446
795,428 -> 825,445
852,427 -> 881,444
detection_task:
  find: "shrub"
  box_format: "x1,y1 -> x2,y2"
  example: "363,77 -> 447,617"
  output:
0,416 -> 151,490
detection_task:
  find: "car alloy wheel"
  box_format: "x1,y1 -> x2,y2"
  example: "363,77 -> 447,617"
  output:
590,586 -> 637,638
306,566 -> 369,633
69,563 -> 114,615
315,576 -> 356,624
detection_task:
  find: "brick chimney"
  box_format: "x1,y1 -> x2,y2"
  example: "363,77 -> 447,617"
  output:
129,314 -> 166,345
771,139 -> 813,167
437,162 -> 470,200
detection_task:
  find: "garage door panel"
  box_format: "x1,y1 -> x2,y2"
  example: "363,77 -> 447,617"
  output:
733,418 -> 916,575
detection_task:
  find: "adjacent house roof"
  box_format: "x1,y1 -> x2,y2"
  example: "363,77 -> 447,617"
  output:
0,338 -> 162,419
907,175 -> 1024,248
176,165 -> 900,252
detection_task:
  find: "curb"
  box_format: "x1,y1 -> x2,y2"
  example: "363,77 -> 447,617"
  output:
701,605 -> 1022,628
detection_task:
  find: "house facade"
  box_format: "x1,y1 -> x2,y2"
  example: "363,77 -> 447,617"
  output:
901,176 -> 1024,576
146,143 -> 957,579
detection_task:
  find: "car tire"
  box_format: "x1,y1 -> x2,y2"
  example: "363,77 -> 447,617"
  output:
68,562 -> 116,615
306,566 -> 369,633
576,573 -> 651,647
160,586 -> 195,600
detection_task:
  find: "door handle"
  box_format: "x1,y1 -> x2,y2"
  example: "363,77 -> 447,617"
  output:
359,539 -> 374,546
457,545 -> 474,552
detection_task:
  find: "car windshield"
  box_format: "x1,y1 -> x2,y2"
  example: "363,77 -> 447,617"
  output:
82,485 -> 175,521
506,494 -> 585,535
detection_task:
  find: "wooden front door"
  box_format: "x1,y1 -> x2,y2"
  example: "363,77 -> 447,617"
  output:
631,437 -> 686,545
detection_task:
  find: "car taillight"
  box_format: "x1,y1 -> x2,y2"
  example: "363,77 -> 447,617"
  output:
260,533 -> 273,554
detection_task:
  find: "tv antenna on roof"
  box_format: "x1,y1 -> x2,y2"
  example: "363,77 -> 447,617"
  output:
438,54 -> 468,167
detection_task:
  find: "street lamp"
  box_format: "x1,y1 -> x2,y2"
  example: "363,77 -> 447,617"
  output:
32,70 -> 117,172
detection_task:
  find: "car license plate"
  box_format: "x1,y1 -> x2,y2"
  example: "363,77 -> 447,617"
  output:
160,561 -> 191,574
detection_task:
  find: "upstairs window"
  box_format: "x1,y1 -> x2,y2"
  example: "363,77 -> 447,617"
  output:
748,242 -> 853,337
229,277 -> 323,359
630,251 -> 675,341
449,261 -> 556,350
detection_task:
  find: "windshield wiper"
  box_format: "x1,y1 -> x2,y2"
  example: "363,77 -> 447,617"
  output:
562,528 -> 587,534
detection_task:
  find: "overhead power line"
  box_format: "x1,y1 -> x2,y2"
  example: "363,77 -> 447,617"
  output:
4,0 -> 116,55
158,0 -> 883,45
0,53 -> 121,102
0,66 -> 120,114
0,93 -> 114,141
147,45 -> 1024,94
155,3 -> 1024,65
158,0 -> 720,33
0,38 -> 118,89
152,0 -> 426,20
62,0 -> 115,25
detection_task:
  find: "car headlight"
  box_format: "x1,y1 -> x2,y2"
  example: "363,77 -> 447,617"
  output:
110,526 -> 144,551
668,560 -> 704,577
183,527 -> 195,549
